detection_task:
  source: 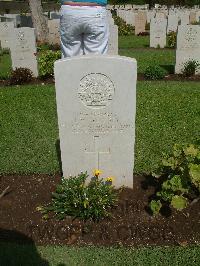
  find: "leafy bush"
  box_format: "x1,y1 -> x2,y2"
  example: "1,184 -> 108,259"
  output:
9,67 -> 33,85
144,65 -> 167,80
167,31 -> 177,48
39,172 -> 118,221
113,15 -> 134,36
182,60 -> 200,77
38,50 -> 61,78
150,200 -> 162,216
149,144 -> 200,215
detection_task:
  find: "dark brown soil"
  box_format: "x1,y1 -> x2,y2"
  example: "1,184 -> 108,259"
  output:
1,74 -> 200,87
0,174 -> 199,247
0,77 -> 54,87
138,73 -> 200,81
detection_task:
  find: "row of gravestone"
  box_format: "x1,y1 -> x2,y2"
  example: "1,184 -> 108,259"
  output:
0,21 -> 200,77
0,12 -> 118,77
117,9 -> 200,35
0,12 -> 118,55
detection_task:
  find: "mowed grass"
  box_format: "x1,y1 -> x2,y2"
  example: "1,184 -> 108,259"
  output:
118,35 -> 175,73
119,49 -> 175,73
0,243 -> 200,266
0,53 -> 12,79
119,35 -> 150,49
0,81 -> 200,174
0,85 -> 59,174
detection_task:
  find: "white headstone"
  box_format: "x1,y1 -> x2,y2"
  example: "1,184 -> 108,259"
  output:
179,12 -> 190,25
0,21 -> 14,49
167,14 -> 178,33
189,11 -> 197,24
135,12 -> 146,35
54,55 -> 137,188
150,17 -> 167,48
48,19 -> 60,45
10,28 -> 38,77
108,25 -> 118,55
175,25 -> 200,74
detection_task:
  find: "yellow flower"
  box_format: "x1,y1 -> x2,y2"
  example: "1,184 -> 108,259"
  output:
93,169 -> 102,177
106,177 -> 114,182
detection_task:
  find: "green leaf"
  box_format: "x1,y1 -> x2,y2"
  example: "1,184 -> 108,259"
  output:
149,200 -> 162,216
189,163 -> 200,191
184,144 -> 199,157
171,195 -> 188,210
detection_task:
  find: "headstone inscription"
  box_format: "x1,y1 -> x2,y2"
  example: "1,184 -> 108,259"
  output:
54,55 -> 137,188
175,25 -> 200,74
10,27 -> 38,77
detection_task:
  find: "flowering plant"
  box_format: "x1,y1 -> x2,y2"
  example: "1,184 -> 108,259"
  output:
39,171 -> 118,221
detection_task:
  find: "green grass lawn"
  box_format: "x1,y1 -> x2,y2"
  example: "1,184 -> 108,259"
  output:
118,35 -> 175,73
119,35 -> 150,49
1,243 -> 200,266
0,81 -> 199,174
0,36 -> 199,263
119,49 -> 175,74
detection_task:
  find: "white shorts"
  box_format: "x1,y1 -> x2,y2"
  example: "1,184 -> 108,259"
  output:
60,5 -> 109,58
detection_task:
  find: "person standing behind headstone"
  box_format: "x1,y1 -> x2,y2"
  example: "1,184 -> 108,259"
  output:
60,0 -> 109,58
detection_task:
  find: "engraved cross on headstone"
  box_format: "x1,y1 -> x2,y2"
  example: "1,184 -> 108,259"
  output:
85,136 -> 110,169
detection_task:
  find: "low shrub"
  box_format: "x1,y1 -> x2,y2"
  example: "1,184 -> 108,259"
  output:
38,171 -> 118,221
113,15 -> 134,36
9,67 -> 33,85
149,143 -> 200,216
38,50 -> 61,78
2,48 -> 10,55
182,60 -> 200,77
0,72 -> 10,80
144,65 -> 167,80
167,31 -> 177,48
191,21 -> 200,25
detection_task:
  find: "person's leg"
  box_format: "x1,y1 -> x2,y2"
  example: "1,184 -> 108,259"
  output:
60,6 -> 84,58
83,7 -> 109,55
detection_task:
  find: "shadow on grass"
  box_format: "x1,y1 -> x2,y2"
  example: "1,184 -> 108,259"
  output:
160,64 -> 175,74
0,228 -> 49,265
56,139 -> 63,176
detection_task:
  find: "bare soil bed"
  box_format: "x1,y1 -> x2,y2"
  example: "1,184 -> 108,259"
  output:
0,174 -> 199,247
1,74 -> 200,87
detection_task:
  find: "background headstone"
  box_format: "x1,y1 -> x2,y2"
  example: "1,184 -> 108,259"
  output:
167,14 -> 178,33
0,21 -> 14,49
175,25 -> 200,74
135,11 -> 146,35
108,24 -> 118,55
48,19 -> 60,45
150,17 -> 167,48
10,27 -> 38,77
